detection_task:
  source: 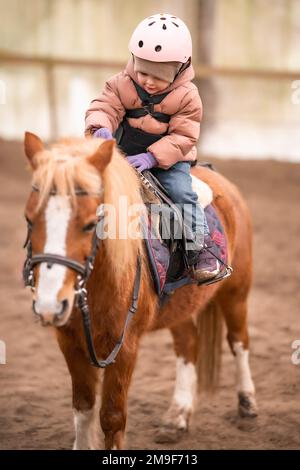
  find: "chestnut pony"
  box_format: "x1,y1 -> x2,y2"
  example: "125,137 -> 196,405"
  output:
23,132 -> 257,450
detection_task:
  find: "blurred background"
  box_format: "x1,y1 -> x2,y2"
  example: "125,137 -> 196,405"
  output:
0,0 -> 300,450
1,0 -> 300,159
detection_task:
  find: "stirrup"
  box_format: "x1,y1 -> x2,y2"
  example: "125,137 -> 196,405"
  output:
196,265 -> 233,286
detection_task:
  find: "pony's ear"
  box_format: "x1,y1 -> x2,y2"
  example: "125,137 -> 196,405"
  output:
24,132 -> 44,169
88,139 -> 114,173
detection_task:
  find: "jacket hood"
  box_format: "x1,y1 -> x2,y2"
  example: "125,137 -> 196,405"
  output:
125,55 -> 195,95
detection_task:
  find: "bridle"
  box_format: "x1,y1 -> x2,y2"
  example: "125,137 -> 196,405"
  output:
23,185 -> 142,368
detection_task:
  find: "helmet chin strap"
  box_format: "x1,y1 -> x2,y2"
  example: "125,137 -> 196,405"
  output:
173,57 -> 192,81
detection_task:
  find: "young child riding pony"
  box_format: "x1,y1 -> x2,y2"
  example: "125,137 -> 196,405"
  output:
85,13 -> 220,281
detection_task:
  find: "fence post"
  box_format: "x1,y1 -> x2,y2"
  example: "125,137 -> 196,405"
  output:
45,63 -> 58,141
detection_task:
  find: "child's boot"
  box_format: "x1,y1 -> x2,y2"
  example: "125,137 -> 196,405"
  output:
186,235 -> 220,281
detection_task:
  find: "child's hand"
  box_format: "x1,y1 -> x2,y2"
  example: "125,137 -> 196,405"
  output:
93,127 -> 113,140
127,152 -> 157,172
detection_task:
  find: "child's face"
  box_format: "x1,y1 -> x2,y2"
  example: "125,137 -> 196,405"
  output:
136,72 -> 170,94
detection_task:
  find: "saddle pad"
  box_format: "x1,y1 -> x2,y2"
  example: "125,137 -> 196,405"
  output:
144,203 -> 228,297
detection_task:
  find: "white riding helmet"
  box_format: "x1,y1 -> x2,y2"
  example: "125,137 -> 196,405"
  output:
128,13 -> 192,63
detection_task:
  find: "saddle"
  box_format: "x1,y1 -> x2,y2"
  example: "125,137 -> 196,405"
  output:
139,165 -> 232,304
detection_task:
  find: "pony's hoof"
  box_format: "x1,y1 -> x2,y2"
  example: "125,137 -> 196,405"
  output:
238,392 -> 258,418
154,425 -> 187,444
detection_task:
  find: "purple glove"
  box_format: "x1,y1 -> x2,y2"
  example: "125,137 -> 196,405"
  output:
93,127 -> 113,140
126,152 -> 157,172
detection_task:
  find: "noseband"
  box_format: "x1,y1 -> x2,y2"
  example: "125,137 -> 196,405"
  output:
23,186 -> 142,368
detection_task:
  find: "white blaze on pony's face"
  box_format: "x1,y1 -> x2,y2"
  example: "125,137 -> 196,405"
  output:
23,132 -> 114,327
34,195 -> 72,321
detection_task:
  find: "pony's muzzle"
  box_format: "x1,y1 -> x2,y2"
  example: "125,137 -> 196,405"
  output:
32,299 -> 69,326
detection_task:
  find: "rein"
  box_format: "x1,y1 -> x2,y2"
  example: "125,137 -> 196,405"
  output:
23,187 -> 142,369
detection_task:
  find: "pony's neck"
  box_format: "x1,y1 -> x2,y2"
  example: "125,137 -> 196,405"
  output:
99,167 -> 144,287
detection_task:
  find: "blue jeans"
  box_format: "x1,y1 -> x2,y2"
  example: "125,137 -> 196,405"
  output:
151,162 -> 210,249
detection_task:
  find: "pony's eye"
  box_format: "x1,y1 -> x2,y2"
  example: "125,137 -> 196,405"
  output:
82,221 -> 97,233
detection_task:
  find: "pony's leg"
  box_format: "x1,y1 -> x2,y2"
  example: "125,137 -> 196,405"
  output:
56,332 -> 100,450
100,348 -> 138,450
156,319 -> 198,442
219,294 -> 258,418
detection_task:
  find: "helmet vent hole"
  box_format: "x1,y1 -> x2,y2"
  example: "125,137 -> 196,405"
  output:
155,45 -> 162,52
162,24 -> 167,30
160,17 -> 166,20
148,21 -> 155,26
172,22 -> 179,27
138,40 -> 144,48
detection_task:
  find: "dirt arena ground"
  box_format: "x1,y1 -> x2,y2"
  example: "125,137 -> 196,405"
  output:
0,139 -> 299,450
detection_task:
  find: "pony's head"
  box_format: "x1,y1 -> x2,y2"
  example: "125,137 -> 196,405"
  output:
23,132 -> 143,327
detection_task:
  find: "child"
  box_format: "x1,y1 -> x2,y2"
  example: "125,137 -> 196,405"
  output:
85,13 -> 220,281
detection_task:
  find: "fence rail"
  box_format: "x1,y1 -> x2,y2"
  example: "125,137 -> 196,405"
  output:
1,52 -> 300,80
1,52 -> 299,139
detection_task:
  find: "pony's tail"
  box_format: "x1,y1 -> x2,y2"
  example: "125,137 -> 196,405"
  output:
196,301 -> 223,394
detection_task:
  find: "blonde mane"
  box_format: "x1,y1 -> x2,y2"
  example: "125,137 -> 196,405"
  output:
32,137 -> 145,281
